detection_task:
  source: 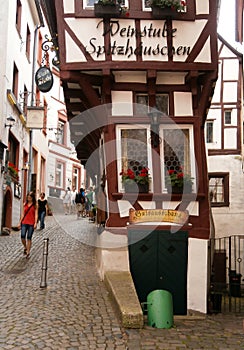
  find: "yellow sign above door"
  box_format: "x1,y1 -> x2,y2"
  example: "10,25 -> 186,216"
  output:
129,208 -> 189,225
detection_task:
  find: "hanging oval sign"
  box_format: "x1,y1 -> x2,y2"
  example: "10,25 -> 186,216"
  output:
35,66 -> 54,92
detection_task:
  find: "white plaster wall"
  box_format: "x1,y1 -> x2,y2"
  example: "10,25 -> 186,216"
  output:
156,72 -> 186,85
205,108 -> 222,149
114,71 -> 146,83
208,155 -> 244,237
173,20 -> 208,62
224,128 -> 237,149
63,0 -> 75,14
174,92 -> 193,116
195,0 -> 209,14
223,82 -> 238,102
112,19 -> 136,62
111,91 -> 133,115
187,238 -> 208,313
223,59 -> 239,80
65,18 -> 106,62
211,61 -> 222,103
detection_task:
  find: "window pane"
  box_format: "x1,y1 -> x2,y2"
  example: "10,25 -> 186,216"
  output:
163,129 -> 190,175
136,94 -> 149,114
121,129 -> 148,174
209,177 -> 224,203
56,163 -> 63,187
144,0 -> 151,9
224,111 -> 231,124
206,122 -> 213,143
86,0 -> 96,6
156,94 -> 169,114
56,121 -> 64,144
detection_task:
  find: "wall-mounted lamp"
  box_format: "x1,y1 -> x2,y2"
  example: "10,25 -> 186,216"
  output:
0,141 -> 7,162
147,109 -> 164,148
21,162 -> 30,171
5,116 -> 16,129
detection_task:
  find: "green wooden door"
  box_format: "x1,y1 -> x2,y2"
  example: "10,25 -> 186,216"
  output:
128,229 -> 188,315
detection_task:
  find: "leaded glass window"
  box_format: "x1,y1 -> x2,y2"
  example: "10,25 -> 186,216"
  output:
121,129 -> 148,174
163,129 -> 190,174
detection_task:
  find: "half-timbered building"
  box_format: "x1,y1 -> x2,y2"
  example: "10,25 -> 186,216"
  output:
41,0 -> 220,316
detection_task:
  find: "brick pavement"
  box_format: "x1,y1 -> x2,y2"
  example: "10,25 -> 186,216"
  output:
0,214 -> 243,349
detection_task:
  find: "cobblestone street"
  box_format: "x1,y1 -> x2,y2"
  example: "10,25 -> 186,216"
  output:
0,214 -> 243,349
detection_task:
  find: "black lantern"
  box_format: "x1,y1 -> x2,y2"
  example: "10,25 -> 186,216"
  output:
5,115 -> 16,129
147,109 -> 163,148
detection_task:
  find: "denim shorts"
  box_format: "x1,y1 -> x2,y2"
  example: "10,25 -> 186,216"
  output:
21,224 -> 34,240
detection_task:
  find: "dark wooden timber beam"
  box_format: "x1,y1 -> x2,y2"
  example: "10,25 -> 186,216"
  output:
198,72 -> 218,126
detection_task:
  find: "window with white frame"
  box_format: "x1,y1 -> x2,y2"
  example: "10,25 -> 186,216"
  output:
143,0 -> 151,10
116,125 -> 152,192
206,121 -> 214,143
160,125 -> 195,190
55,161 -> 64,188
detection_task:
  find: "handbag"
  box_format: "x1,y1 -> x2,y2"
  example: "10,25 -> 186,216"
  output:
11,204 -> 34,231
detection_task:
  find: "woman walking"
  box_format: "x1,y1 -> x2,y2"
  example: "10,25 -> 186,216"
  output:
37,192 -> 48,229
18,191 -> 38,259
62,187 -> 71,215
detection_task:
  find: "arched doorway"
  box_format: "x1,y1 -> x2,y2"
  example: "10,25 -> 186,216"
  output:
2,187 -> 12,228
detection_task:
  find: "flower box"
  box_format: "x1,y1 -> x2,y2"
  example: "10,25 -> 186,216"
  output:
124,182 -> 149,193
165,169 -> 193,194
151,5 -> 185,19
120,167 -> 150,193
94,3 -> 121,18
166,184 -> 192,194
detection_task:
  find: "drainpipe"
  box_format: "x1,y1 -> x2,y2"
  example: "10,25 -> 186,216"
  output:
28,5 -> 44,192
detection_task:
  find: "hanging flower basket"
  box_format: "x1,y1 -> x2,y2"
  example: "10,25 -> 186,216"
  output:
94,3 -> 121,18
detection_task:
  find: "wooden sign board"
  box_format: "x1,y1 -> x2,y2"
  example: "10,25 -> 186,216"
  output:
129,208 -> 189,225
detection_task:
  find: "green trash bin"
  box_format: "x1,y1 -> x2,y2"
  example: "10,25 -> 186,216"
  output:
147,289 -> 173,329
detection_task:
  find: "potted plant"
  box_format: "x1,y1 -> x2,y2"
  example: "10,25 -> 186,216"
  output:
150,0 -> 186,18
120,167 -> 151,193
165,168 -> 193,194
8,162 -> 19,181
94,0 -> 127,18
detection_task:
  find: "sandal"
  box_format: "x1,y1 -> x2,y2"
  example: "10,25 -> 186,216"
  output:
26,253 -> 30,259
24,249 -> 27,255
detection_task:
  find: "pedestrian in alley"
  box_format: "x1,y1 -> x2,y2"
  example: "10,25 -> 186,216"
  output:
18,191 -> 38,259
62,187 -> 71,215
70,186 -> 77,214
37,192 -> 48,230
75,188 -> 85,218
